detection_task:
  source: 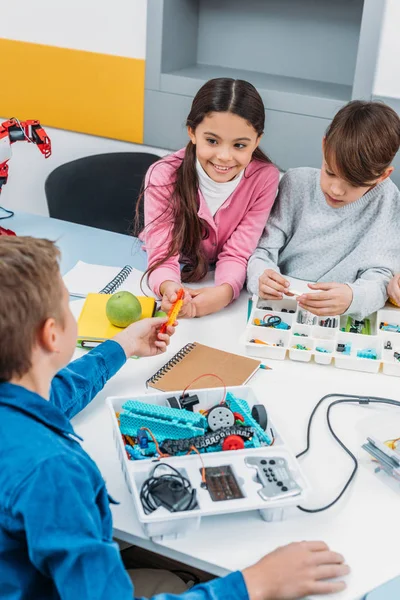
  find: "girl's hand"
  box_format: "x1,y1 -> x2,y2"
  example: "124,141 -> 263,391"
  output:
298,282 -> 353,316
160,280 -> 196,318
190,284 -> 234,317
388,273 -> 400,306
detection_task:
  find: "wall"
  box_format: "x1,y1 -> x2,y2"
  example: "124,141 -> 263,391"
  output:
373,0 -> 400,99
0,0 -> 147,142
0,0 -> 170,216
0,123 -> 168,216
1,0 -> 400,216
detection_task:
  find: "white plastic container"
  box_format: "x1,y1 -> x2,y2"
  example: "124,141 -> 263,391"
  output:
107,386 -> 309,540
334,332 -> 382,374
314,339 -> 335,365
289,336 -> 314,362
244,326 -> 289,360
245,295 -> 398,376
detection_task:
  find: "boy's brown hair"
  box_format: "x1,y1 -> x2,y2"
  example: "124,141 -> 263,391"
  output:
0,237 -> 63,382
324,100 -> 400,187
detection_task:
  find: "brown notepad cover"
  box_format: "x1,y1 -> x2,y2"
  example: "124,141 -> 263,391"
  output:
146,342 -> 261,392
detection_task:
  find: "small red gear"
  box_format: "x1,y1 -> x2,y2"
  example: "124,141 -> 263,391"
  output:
222,435 -> 245,451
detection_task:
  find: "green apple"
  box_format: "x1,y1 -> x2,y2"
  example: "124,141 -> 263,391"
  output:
154,310 -> 167,318
106,292 -> 142,328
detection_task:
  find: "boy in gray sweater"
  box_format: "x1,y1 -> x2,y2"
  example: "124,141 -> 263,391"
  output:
247,101 -> 400,319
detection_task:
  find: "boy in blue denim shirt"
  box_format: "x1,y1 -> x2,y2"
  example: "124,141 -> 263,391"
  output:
0,237 -> 349,600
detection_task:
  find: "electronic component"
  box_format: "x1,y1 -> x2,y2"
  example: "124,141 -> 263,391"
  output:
166,394 -> 200,411
201,465 -> 244,501
296,393 -> 400,513
140,464 -> 197,514
319,317 -> 337,328
297,310 -> 317,326
245,456 -> 302,500
137,428 -> 149,449
362,436 -> 400,481
343,317 -> 370,335
336,342 -> 351,355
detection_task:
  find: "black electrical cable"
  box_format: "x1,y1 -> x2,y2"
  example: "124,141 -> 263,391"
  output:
296,393 -> 400,513
140,463 -> 197,515
0,206 -> 14,220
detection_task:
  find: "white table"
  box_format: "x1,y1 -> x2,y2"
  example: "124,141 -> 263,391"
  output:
11,212 -> 400,600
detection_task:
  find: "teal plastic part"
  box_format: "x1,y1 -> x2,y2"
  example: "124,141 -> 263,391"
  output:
120,399 -> 207,440
225,392 -> 272,445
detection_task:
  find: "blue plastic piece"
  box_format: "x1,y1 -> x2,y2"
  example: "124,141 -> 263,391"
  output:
316,346 -> 329,353
337,342 -> 352,355
225,392 -> 272,445
380,322 -> 400,333
141,442 -> 157,456
125,445 -> 147,460
357,348 -> 377,360
120,399 -> 207,440
275,322 -> 290,330
137,428 -> 149,449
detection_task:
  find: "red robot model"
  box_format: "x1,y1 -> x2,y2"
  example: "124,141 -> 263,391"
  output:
0,118 -> 51,236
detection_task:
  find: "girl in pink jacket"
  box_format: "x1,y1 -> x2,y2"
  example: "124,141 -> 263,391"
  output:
138,78 -> 279,317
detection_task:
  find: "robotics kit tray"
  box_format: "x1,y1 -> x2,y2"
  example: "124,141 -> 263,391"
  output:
245,296 -> 400,376
107,386 -> 309,540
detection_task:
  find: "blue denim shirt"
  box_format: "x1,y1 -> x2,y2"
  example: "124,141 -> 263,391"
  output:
0,340 -> 247,600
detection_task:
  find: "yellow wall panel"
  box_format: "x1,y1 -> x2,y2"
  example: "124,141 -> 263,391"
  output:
0,38 -> 145,143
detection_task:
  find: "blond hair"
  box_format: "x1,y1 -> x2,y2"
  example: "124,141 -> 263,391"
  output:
0,236 -> 63,381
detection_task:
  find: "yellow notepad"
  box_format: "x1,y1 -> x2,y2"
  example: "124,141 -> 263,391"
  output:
77,293 -> 156,343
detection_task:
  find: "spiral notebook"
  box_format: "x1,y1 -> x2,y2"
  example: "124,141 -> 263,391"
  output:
146,342 -> 261,392
63,261 -> 150,298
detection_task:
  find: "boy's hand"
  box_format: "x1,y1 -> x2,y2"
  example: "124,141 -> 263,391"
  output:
243,541 -> 349,600
160,280 -> 196,318
388,273 -> 400,306
190,284 -> 234,317
259,269 -> 293,300
112,317 -> 175,358
298,282 -> 353,316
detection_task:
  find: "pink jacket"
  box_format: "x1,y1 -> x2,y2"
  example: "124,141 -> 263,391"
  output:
141,148 -> 279,299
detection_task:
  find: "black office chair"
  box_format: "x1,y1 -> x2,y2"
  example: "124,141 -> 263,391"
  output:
45,152 -> 161,235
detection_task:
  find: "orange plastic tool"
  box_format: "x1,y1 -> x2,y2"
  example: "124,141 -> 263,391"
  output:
159,288 -> 185,334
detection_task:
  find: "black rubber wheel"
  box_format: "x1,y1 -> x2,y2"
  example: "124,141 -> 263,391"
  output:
251,404 -> 268,431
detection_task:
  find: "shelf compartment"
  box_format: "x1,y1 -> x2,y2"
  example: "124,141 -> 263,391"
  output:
160,65 -> 351,119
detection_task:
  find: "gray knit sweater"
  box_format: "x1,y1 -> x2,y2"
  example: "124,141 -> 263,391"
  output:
247,168 -> 400,319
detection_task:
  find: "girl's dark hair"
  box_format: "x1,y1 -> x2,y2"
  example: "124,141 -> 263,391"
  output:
324,100 -> 400,187
136,78 -> 271,284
